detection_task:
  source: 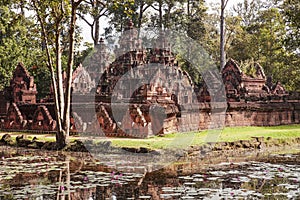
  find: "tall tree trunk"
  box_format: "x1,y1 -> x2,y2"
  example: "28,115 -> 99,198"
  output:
55,27 -> 65,121
137,2 -> 144,38
33,0 -> 84,149
94,18 -> 100,45
63,0 -> 80,146
19,0 -> 25,16
55,4 -> 67,149
187,0 -> 191,64
94,0 -> 101,45
158,1 -> 163,31
32,1 -> 64,143
165,3 -> 172,30
220,0 -> 228,69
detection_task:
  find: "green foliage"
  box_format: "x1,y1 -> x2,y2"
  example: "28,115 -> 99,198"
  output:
277,0 -> 300,91
107,0 -> 136,32
226,1 -> 299,91
239,59 -> 258,77
228,7 -> 286,70
1,0 -> 300,95
77,0 -> 109,45
198,0 -> 299,91
200,10 -> 220,67
281,0 -> 300,52
74,42 -> 94,66
172,0 -> 207,40
0,0 -> 46,91
31,65 -> 51,99
0,0 -> 84,101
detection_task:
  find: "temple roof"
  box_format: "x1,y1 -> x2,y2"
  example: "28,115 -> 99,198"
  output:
13,62 -> 31,80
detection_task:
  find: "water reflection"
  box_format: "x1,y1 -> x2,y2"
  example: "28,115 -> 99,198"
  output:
151,160 -> 300,199
0,146 -> 141,199
0,146 -> 299,199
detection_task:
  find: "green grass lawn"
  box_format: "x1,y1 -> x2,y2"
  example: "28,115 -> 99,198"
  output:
1,124 -> 300,150
111,124 -> 300,149
218,125 -> 300,141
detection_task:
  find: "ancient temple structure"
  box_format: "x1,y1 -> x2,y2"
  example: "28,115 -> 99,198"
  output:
0,22 -> 299,136
6,63 -> 37,103
4,103 -> 25,129
0,63 -> 56,131
72,64 -> 95,94
85,38 -> 111,84
93,21 -> 197,137
222,59 -> 288,102
31,106 -> 56,131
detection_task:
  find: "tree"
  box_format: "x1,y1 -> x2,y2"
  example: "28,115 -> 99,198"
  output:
31,65 -> 52,99
107,0 -> 135,32
185,0 -> 206,40
200,1 -> 248,68
149,0 -> 182,32
63,0 -> 85,148
281,0 -> 300,52
31,0 -> 84,148
150,0 -> 207,40
77,0 -> 109,46
226,0 -> 300,91
0,0 -> 46,91
172,0 -> 207,85
199,5 -> 219,65
226,0 -> 268,62
279,0 -> 300,91
220,0 -> 229,69
233,0 -> 267,27
147,0 -> 163,30
133,0 -> 153,37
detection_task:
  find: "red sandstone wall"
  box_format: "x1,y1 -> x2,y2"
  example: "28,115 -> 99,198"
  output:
174,101 -> 300,134
225,102 -> 300,127
0,92 -> 8,118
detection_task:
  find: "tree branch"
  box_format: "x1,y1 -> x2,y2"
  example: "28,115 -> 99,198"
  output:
91,21 -> 95,42
95,8 -> 108,20
223,0 -> 230,10
76,12 -> 93,27
150,4 -> 159,11
74,0 -> 84,7
143,4 -> 151,12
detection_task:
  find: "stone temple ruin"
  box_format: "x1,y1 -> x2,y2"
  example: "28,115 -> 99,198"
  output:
92,22 -> 198,137
0,22 -> 299,137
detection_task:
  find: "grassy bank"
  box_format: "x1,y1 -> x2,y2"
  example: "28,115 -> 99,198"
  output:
111,125 -> 300,149
1,124 -> 300,150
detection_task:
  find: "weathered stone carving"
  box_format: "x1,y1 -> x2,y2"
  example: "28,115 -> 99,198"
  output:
72,64 -> 95,94
93,21 -> 197,137
4,103 -> 26,129
31,106 -> 56,131
222,59 -> 288,102
6,62 -> 37,103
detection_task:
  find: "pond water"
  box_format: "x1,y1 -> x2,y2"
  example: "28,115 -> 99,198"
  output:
0,146 -> 299,200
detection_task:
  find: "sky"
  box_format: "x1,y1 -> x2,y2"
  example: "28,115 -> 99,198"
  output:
79,0 -> 244,45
